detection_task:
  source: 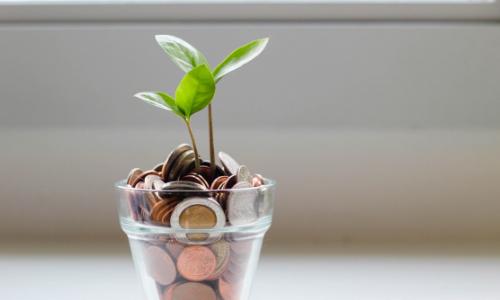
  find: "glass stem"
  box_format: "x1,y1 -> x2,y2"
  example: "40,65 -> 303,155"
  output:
184,119 -> 200,170
208,103 -> 216,177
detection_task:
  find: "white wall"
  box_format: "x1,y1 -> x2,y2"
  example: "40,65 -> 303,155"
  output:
1,22 -> 500,243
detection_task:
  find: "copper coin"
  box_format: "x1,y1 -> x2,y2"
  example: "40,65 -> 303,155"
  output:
218,278 -> 238,300
127,168 -> 143,185
152,200 -> 179,225
165,282 -> 216,300
177,246 -> 217,281
254,174 -> 265,186
218,151 -> 240,176
151,201 -> 171,222
196,165 -> 214,183
161,204 -> 178,225
162,282 -> 179,300
150,201 -> 167,221
154,162 -> 164,172
130,170 -> 160,187
210,176 -> 228,190
207,240 -> 231,280
146,192 -> 161,209
161,144 -> 192,181
144,246 -> 177,285
199,162 -> 226,182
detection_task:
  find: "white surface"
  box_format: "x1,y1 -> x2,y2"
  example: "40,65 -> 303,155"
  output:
2,243 -> 500,300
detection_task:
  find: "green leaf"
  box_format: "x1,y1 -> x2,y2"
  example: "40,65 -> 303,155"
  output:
155,35 -> 209,73
175,64 -> 215,119
134,91 -> 184,118
213,38 -> 269,82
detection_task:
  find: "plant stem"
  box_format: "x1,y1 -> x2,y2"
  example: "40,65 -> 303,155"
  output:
184,118 -> 200,170
208,103 -> 216,177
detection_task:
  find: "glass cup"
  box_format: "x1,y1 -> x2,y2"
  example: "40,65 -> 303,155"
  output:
115,179 -> 276,300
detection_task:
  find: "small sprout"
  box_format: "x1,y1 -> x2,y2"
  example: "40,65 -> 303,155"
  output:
135,35 -> 269,174
135,64 -> 215,169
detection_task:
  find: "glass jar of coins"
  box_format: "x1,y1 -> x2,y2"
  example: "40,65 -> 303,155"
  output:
116,146 -> 275,300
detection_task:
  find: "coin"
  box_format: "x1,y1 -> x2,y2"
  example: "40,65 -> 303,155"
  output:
207,240 -> 230,280
195,165 -> 212,183
252,173 -> 265,187
182,173 -> 209,189
164,282 -> 216,300
170,197 -> 226,244
150,200 -> 179,225
200,161 -> 227,181
144,246 -> 176,285
210,175 -> 228,190
236,165 -> 252,183
227,174 -> 239,189
144,174 -> 162,189
162,282 -> 179,300
218,151 -> 240,176
153,178 -> 166,190
161,144 -> 192,181
168,149 -> 195,181
178,157 -> 197,180
130,170 -> 160,187
161,181 -> 207,199
177,246 -> 217,281
179,204 -> 217,228
227,181 -> 258,226
127,168 -> 143,185
153,162 -> 164,172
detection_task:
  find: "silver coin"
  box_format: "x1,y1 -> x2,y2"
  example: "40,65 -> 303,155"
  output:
144,174 -> 162,189
227,181 -> 258,226
152,178 -> 166,200
152,179 -> 165,190
170,197 -> 226,245
236,165 -> 252,183
218,151 -> 240,176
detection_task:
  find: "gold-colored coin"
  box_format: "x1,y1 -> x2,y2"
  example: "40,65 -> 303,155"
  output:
180,204 -> 217,229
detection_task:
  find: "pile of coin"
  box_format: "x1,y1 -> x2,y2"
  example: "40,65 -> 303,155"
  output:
126,144 -> 266,234
124,144 -> 268,300
139,237 -> 253,300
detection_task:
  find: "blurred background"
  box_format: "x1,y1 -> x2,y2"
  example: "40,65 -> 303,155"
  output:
1,1 -> 500,299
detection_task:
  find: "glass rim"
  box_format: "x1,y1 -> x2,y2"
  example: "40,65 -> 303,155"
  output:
114,177 -> 276,193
